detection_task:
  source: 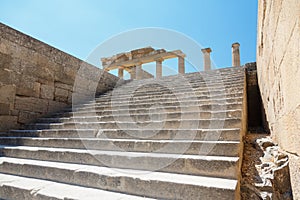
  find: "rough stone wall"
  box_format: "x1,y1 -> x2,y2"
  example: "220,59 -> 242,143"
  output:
257,0 -> 300,198
0,23 -> 119,132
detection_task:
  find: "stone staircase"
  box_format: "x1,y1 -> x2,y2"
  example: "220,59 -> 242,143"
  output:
0,67 -> 246,200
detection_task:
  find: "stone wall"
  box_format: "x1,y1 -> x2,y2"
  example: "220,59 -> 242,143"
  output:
257,0 -> 300,198
0,23 -> 119,132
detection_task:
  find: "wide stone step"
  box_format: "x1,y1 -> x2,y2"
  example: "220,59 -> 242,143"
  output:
0,172 -> 155,200
0,157 -> 238,200
92,92 -> 244,104
7,128 -> 241,141
75,98 -> 243,111
0,146 -> 239,179
71,103 -> 243,114
0,137 -> 240,156
27,118 -> 241,130
117,74 -> 244,89
76,96 -> 243,109
104,83 -> 244,99
40,110 -> 242,123
73,102 -> 242,113
109,84 -> 244,97
94,88 -> 244,101
112,77 -> 244,90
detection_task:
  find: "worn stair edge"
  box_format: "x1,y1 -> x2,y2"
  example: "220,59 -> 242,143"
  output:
5,128 -> 241,141
0,137 -> 240,156
0,145 -> 239,179
0,173 -> 155,200
0,157 -> 238,200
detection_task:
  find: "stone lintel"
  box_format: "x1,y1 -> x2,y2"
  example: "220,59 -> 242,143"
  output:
103,50 -> 186,71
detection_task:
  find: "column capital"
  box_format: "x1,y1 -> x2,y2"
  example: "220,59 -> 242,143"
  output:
155,58 -> 164,62
201,48 -> 212,54
232,42 -> 240,48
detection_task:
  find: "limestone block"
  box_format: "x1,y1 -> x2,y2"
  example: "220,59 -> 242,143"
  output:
67,91 -> 72,104
10,109 -> 19,116
0,84 -> 16,104
18,111 -> 40,124
0,103 -> 10,115
0,68 -> 13,84
16,75 -> 41,97
288,153 -> 300,200
0,40 -> 8,54
55,87 -> 69,102
55,82 -> 73,91
48,100 -> 68,113
40,84 -> 54,100
0,52 -> 12,69
15,96 -> 48,113
0,115 -> 18,131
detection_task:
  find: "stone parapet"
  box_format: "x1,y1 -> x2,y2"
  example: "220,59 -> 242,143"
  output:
0,23 -> 119,131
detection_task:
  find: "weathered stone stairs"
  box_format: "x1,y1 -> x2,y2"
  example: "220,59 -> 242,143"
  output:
0,67 -> 246,200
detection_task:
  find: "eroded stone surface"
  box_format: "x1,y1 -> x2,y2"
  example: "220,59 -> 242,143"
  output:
257,0 -> 300,198
241,134 -> 293,200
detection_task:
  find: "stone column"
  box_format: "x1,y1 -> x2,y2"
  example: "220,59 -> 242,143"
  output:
130,67 -> 136,79
156,59 -> 163,78
201,48 -> 212,71
136,63 -> 142,80
118,67 -> 124,78
232,42 -> 241,67
178,57 -> 185,74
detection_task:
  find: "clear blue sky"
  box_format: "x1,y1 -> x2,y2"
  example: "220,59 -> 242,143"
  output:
0,0 -> 258,72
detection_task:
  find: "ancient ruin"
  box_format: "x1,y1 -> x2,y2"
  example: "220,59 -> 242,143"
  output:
0,0 -> 299,199
101,47 -> 186,79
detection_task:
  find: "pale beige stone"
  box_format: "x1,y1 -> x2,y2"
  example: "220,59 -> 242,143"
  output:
0,103 -> 10,115
40,84 -> 54,100
0,115 -> 18,131
232,43 -> 240,67
15,96 -> 48,113
118,67 -> 124,78
178,57 -> 185,74
0,84 -> 16,104
257,0 -> 300,198
135,64 -> 142,80
102,47 -> 186,78
55,82 -> 73,91
48,100 -> 68,113
18,111 -> 40,124
156,60 -> 163,78
201,48 -> 212,71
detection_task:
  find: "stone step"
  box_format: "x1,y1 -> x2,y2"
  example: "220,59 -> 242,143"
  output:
71,103 -> 243,114
111,81 -> 244,95
94,88 -> 244,101
27,118 -> 241,130
117,74 -> 244,88
115,76 -> 244,88
0,157 -> 238,200
7,128 -> 241,141
75,98 -> 243,111
108,84 -> 244,96
103,83 -> 244,99
91,92 -> 244,104
77,96 -> 243,108
0,146 -> 239,179
40,110 -> 242,123
0,172 -> 155,200
0,137 -> 240,156
73,102 -> 243,113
